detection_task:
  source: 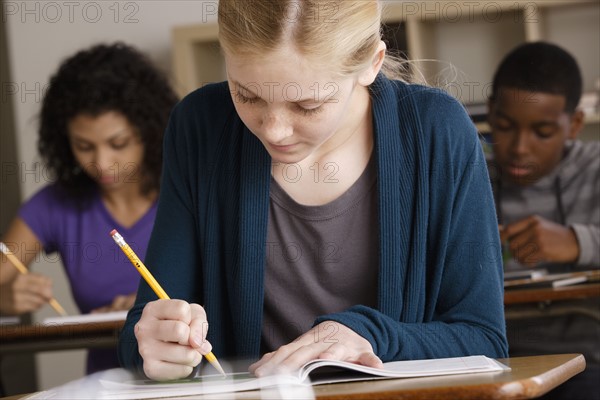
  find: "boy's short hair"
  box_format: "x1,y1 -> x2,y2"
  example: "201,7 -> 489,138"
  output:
490,41 -> 582,113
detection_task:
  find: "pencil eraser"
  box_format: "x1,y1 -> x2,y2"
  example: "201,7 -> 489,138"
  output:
110,229 -> 118,236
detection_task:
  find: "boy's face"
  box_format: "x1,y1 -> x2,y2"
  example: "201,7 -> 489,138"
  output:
488,87 -> 583,186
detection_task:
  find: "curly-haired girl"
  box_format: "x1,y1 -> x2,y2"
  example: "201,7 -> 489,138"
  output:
0,42 -> 178,373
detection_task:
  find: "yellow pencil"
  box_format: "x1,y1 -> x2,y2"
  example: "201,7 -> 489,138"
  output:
110,229 -> 226,377
0,242 -> 68,316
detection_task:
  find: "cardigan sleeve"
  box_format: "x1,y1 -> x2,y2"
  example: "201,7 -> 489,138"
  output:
315,98 -> 508,360
118,101 -> 204,374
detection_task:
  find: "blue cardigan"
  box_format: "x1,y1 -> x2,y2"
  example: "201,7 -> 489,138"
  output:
119,75 -> 508,372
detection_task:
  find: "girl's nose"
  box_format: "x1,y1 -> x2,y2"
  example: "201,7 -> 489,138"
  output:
261,112 -> 293,144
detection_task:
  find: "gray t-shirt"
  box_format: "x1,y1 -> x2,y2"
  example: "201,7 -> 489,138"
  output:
262,156 -> 379,352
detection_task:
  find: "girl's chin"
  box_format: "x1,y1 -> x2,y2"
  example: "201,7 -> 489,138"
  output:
268,149 -> 308,164
96,179 -> 126,191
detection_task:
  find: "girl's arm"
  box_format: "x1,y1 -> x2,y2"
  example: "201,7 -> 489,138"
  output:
0,218 -> 53,315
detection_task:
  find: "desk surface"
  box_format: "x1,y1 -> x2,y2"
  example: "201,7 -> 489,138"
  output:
0,354 -> 585,400
0,320 -> 124,354
504,283 -> 600,305
317,353 -> 585,400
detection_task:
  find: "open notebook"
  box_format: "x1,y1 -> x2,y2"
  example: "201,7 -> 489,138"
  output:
90,355 -> 509,399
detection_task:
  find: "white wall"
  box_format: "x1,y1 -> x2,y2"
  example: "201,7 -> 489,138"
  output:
3,0 -> 218,390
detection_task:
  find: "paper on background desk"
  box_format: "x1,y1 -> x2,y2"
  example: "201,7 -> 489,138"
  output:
0,316 -> 20,325
41,310 -> 128,325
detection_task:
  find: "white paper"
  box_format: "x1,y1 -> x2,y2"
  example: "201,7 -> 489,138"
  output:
41,310 -> 128,325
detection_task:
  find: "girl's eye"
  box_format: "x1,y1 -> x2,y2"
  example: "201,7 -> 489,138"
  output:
111,140 -> 129,150
235,92 -> 259,104
297,104 -> 324,116
73,143 -> 93,152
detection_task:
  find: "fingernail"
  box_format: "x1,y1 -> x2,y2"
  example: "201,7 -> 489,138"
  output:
191,335 -> 203,348
192,336 -> 212,354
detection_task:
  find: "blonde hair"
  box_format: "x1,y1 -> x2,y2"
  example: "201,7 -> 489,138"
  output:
218,0 -> 408,80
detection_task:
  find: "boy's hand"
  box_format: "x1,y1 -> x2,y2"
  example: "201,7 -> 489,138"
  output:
0,273 -> 53,315
249,321 -> 383,377
500,215 -> 579,266
135,299 -> 210,381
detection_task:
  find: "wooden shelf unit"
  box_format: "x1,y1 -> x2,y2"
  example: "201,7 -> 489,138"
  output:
171,0 -> 599,114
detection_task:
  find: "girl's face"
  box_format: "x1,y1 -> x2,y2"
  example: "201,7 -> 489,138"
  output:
224,45 -> 374,164
68,111 -> 145,191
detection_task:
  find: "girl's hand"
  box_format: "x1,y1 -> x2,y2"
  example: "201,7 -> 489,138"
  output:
91,293 -> 137,313
0,273 -> 53,315
249,321 -> 383,377
134,299 -> 213,381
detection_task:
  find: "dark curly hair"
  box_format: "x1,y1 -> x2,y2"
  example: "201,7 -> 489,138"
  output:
491,41 -> 582,114
38,42 -> 178,200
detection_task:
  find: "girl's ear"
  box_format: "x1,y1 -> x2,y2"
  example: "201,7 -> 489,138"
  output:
358,41 -> 387,87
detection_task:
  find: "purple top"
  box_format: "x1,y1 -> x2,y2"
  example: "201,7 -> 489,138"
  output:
19,184 -> 157,372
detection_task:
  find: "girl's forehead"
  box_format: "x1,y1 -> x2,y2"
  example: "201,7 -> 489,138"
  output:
226,50 -> 340,84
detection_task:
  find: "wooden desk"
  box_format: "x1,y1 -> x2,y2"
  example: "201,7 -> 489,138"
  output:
0,321 -> 124,354
504,283 -> 600,305
313,354 -> 585,400
0,354 -> 585,400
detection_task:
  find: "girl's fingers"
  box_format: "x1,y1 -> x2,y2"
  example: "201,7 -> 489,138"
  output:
318,342 -> 349,360
249,352 -> 275,374
152,340 -> 202,367
136,300 -> 208,381
188,303 -> 210,352
355,352 -> 384,369
143,299 -> 194,324
138,319 -> 192,345
143,356 -> 197,382
254,343 -> 329,377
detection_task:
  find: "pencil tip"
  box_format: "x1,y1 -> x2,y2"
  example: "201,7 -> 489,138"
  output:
204,353 -> 226,377
214,361 -> 227,377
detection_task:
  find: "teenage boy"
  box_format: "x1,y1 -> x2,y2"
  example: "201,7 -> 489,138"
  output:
487,41 -> 599,400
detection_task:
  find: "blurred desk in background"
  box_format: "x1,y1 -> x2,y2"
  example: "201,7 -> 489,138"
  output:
505,283 -> 600,305
0,320 -> 124,354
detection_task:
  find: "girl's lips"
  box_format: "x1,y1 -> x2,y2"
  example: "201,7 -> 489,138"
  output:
270,143 -> 297,152
99,175 -> 117,184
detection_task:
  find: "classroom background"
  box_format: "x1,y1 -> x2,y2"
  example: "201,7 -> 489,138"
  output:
1,0 -> 599,393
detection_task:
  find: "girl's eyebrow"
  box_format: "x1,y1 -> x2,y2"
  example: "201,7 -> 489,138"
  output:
232,80 -> 260,97
232,79 -> 331,103
70,129 -> 131,142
